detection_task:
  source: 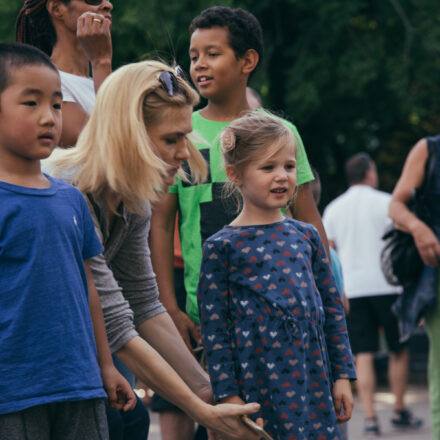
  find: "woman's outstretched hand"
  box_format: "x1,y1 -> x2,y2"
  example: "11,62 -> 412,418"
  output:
194,384 -> 263,439
203,401 -> 263,440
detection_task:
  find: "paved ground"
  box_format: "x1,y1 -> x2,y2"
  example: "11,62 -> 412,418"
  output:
348,385 -> 430,439
144,329 -> 432,439
144,382 -> 431,439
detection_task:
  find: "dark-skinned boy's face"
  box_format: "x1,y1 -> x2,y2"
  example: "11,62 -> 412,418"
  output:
189,26 -> 247,101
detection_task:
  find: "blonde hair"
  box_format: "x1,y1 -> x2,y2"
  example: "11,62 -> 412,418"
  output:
220,111 -> 297,210
221,111 -> 296,170
51,60 -> 207,214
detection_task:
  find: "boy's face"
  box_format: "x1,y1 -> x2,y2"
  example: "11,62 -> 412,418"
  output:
189,26 -> 247,100
0,65 -> 62,163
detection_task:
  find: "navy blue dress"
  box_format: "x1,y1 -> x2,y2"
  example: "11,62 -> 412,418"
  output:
197,218 -> 356,440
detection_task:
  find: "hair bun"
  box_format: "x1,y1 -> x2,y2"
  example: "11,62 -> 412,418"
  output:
221,129 -> 236,153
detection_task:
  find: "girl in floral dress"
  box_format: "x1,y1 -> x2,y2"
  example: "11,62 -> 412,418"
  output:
197,112 -> 357,440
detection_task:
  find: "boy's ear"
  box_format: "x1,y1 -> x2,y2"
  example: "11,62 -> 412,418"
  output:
241,49 -> 259,76
226,164 -> 242,186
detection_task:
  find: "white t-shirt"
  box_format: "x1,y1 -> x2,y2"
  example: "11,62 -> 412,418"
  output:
322,185 -> 401,299
59,70 -> 95,115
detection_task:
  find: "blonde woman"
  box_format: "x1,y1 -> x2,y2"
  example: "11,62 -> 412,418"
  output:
49,60 -> 261,440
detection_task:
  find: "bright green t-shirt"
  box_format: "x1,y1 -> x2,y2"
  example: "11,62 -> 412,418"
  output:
169,110 -> 314,323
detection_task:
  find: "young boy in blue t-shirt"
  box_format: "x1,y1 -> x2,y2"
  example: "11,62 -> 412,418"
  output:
150,6 -> 330,437
0,43 -> 135,439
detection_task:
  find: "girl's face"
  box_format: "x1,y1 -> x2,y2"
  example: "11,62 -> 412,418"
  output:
147,105 -> 193,186
230,143 -> 297,220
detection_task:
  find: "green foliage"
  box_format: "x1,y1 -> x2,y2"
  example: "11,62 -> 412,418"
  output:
1,0 -> 440,205
0,1 -> 22,42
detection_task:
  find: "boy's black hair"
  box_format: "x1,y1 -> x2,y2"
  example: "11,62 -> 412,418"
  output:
189,6 -> 263,70
0,42 -> 58,96
345,152 -> 373,185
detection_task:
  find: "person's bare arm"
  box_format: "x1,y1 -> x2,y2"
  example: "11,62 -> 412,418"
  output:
116,337 -> 262,440
85,260 -> 136,411
342,290 -> 350,316
150,193 -> 201,349
389,139 -> 440,266
137,313 -> 210,400
60,102 -> 89,147
292,182 -> 331,258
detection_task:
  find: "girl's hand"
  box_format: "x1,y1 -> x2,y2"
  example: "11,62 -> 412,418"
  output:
332,379 -> 354,423
77,11 -> 112,65
101,364 -> 137,411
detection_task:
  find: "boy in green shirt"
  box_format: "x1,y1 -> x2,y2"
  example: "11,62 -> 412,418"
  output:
150,7 -> 329,437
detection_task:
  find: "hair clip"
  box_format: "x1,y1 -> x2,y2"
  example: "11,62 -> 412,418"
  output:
221,130 -> 236,153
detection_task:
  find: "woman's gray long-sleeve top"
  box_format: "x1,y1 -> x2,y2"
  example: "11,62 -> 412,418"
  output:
85,194 -> 166,353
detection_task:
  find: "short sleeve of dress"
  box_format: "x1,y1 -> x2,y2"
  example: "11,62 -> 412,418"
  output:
310,226 -> 356,381
197,239 -> 240,400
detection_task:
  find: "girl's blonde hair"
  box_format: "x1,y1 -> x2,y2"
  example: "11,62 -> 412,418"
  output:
51,60 -> 207,214
220,111 -> 297,210
221,111 -> 296,171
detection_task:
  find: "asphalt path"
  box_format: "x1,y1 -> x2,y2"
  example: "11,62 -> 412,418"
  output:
144,383 -> 431,439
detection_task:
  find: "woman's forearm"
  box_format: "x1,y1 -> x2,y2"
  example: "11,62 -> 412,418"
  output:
389,199 -> 425,234
115,336 -> 207,419
116,336 -> 262,440
136,313 -> 210,392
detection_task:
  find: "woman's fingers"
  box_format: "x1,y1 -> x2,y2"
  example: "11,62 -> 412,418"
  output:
207,402 -> 262,439
76,12 -> 112,62
413,224 -> 440,267
421,243 -> 440,267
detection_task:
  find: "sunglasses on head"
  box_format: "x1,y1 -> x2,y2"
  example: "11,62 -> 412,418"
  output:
158,66 -> 187,96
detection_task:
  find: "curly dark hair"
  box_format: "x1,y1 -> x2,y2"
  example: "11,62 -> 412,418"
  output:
16,0 -> 70,56
189,6 -> 263,70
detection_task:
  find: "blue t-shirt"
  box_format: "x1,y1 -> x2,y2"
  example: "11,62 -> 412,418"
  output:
330,247 -> 344,300
0,176 -> 106,415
